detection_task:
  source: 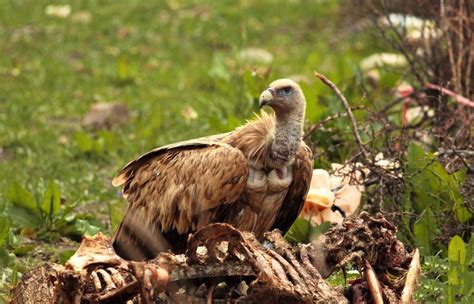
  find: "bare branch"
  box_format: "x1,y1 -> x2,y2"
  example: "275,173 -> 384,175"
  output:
314,72 -> 370,159
426,83 -> 474,108
364,259 -> 384,304
303,106 -> 365,140
401,249 -> 421,304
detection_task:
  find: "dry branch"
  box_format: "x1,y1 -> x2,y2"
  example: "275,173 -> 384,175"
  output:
364,259 -> 384,304
314,72 -> 370,159
400,249 -> 421,304
303,106 -> 366,140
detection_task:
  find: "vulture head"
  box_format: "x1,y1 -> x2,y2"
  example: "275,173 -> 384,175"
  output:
259,79 -> 306,117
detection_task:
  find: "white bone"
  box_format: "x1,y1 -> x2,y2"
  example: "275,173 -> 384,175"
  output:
90,271 -> 102,291
97,269 -> 116,290
107,267 -> 125,287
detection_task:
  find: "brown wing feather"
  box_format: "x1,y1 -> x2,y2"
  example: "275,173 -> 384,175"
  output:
112,142 -> 248,260
112,134 -> 229,187
270,142 -> 313,234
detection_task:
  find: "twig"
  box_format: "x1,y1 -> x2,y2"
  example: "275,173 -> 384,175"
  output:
363,259 -> 384,304
303,106 -> 365,140
314,72 -> 370,159
457,0 -> 464,95
441,0 -> 458,93
435,149 -> 474,157
426,83 -> 474,108
379,92 -> 417,115
371,4 -> 425,84
401,249 -> 421,304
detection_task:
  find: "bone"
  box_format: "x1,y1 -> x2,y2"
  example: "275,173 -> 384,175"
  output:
144,268 -> 153,289
107,267 -> 125,287
90,271 -> 102,291
97,269 -> 117,290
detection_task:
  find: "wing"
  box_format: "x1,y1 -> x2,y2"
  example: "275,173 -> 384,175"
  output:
112,140 -> 248,260
270,142 -> 313,234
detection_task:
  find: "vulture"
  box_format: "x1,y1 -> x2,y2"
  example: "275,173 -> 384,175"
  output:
112,79 -> 313,261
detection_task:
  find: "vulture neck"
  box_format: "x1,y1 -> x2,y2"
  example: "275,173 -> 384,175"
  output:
270,109 -> 304,167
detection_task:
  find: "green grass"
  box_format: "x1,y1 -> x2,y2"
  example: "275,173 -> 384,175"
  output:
0,0 -> 381,231
0,0 -> 396,298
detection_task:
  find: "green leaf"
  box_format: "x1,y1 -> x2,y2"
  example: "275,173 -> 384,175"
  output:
11,265 -> 18,286
117,54 -> 129,80
453,202 -> 473,224
97,130 -> 118,152
311,221 -> 332,237
405,144 -> 469,225
6,181 -> 36,211
74,219 -> 101,237
285,218 -> 311,244
40,181 -> 61,217
4,206 -> 41,228
93,137 -> 105,155
0,217 -> 9,247
0,246 -> 12,267
448,236 -> 466,287
414,208 -> 437,256
75,131 -> 94,153
13,244 -> 35,256
448,235 -> 466,267
8,229 -> 20,248
58,249 -> 76,265
405,144 -> 436,212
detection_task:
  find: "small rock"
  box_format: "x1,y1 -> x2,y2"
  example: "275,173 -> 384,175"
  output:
71,11 -> 92,24
0,147 -> 12,162
82,102 -> 130,130
45,4 -> 71,18
58,135 -> 69,145
180,105 -> 198,123
238,47 -> 273,66
359,53 -> 407,71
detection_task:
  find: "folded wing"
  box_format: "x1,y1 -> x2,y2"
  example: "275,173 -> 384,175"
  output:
112,140 -> 248,260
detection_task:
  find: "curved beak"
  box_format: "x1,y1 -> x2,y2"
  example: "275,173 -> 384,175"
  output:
259,89 -> 274,108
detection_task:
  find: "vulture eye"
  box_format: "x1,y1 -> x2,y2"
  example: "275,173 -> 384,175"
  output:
280,87 -> 293,96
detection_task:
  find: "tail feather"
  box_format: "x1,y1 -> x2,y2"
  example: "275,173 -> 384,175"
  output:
112,205 -> 172,261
